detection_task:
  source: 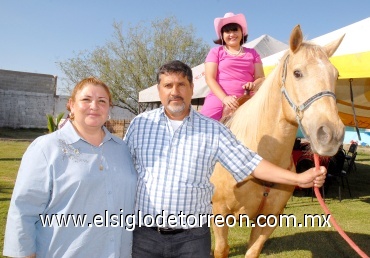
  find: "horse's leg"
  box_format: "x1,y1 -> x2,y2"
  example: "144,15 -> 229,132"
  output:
212,220 -> 230,258
245,185 -> 294,257
211,166 -> 238,258
245,224 -> 277,258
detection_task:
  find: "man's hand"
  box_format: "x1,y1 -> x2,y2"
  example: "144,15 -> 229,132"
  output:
297,166 -> 327,188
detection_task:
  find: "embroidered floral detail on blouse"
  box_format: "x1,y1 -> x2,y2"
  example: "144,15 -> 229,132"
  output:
59,139 -> 88,163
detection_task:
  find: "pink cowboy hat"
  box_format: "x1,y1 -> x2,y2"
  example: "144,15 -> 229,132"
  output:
214,12 -> 248,38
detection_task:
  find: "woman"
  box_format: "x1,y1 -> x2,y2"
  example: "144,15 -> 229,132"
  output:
3,77 -> 137,258
200,12 -> 265,120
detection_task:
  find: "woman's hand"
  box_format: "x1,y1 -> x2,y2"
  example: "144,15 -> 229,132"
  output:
222,95 -> 239,110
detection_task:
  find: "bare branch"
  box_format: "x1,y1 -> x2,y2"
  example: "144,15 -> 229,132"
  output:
57,16 -> 210,115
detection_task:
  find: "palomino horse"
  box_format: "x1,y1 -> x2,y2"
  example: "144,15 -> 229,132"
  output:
210,25 -> 345,258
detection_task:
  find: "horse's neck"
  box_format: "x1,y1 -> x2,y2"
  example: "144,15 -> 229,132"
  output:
236,72 -> 298,167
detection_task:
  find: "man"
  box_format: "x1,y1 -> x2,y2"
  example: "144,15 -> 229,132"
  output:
124,60 -> 326,257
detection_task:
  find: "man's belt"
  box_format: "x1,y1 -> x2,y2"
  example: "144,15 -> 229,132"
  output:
150,227 -> 186,235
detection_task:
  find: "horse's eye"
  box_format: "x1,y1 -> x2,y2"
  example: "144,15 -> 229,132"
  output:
293,70 -> 303,78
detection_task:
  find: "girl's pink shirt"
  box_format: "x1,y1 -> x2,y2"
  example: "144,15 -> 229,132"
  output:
200,46 -> 262,120
205,46 -> 262,96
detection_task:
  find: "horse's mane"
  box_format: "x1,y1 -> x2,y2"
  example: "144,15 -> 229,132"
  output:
225,61 -> 282,146
225,41 -> 327,147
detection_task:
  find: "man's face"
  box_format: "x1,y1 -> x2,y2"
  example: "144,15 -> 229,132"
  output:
157,72 -> 194,120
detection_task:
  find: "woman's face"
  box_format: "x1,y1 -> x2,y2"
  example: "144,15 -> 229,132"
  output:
69,83 -> 110,131
223,27 -> 243,47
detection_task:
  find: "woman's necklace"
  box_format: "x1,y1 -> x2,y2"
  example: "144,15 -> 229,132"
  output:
70,121 -> 106,171
90,130 -> 105,171
91,145 -> 104,171
224,46 -> 243,56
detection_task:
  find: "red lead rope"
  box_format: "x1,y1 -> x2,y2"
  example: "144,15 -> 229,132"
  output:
313,154 -> 369,257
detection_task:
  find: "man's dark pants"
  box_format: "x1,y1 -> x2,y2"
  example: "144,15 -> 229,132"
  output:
132,224 -> 211,258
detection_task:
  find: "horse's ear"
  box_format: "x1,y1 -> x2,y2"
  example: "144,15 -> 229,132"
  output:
323,34 -> 345,57
289,25 -> 303,53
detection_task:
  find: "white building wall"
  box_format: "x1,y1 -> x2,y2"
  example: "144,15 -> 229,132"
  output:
0,69 -> 136,128
0,69 -> 56,128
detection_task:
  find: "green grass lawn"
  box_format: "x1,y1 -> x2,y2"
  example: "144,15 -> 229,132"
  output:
0,140 -> 30,257
1,135 -> 369,257
219,148 -> 370,257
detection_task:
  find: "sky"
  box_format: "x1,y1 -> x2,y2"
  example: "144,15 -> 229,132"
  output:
1,0 -> 370,94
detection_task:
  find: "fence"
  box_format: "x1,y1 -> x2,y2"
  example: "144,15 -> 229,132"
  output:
104,119 -> 132,139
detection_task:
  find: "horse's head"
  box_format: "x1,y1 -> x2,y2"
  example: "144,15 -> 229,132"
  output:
281,25 -> 345,156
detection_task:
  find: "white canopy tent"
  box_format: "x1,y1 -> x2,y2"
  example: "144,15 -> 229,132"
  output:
139,34 -> 288,103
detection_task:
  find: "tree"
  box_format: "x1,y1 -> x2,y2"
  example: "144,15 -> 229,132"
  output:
58,16 -> 210,115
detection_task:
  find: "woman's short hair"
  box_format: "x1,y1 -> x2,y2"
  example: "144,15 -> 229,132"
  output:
66,77 -> 113,111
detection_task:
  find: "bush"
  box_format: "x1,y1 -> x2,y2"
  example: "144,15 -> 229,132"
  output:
46,112 -> 65,133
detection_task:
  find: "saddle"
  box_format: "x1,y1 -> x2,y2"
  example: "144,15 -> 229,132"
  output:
220,94 -> 252,124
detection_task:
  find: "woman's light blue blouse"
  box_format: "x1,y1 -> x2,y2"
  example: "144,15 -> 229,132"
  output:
3,121 -> 137,258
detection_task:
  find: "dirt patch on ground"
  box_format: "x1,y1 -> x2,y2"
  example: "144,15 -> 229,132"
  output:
343,144 -> 370,155
358,146 -> 370,155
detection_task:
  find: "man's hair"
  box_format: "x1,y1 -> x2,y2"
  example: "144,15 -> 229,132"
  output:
156,60 -> 193,84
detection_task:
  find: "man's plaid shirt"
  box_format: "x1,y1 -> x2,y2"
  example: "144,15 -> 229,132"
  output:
124,107 -> 262,228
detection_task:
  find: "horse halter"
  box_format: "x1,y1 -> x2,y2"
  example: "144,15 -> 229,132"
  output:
280,55 -> 337,140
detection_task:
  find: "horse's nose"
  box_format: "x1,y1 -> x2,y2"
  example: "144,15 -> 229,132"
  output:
317,121 -> 345,143
316,125 -> 333,145
315,123 -> 345,155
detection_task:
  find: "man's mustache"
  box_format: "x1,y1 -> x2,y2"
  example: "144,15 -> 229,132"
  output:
168,96 -> 184,102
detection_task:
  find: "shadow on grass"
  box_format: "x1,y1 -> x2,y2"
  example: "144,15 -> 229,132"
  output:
0,186 -> 14,201
0,127 -> 46,140
357,158 -> 370,162
227,231 -> 370,257
293,161 -> 370,201
359,197 -> 370,205
0,158 -> 22,161
225,160 -> 370,257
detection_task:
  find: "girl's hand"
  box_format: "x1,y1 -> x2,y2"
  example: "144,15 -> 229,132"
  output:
222,95 -> 239,110
243,82 -> 256,91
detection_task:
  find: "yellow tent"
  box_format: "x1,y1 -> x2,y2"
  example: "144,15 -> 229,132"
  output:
262,17 -> 370,129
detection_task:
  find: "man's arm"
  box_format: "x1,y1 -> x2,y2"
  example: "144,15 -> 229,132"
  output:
251,159 -> 326,188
